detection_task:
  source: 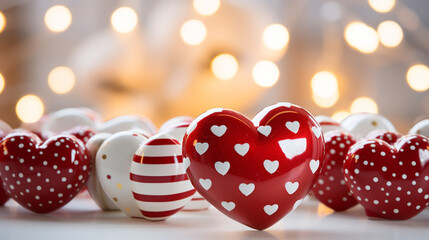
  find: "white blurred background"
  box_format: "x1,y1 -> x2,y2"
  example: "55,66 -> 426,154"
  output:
0,0 -> 428,132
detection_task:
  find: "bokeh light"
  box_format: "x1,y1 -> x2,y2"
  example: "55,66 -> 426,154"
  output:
406,64 -> 429,92
48,66 -> 76,94
331,111 -> 350,122
193,0 -> 220,16
252,61 -> 280,87
16,95 -> 45,123
0,11 -> 6,33
312,91 -> 339,108
180,19 -> 207,45
262,24 -> 290,51
311,71 -> 339,98
377,21 -> 403,48
350,97 -> 378,114
211,54 -> 238,80
44,5 -> 72,33
368,0 -> 395,13
111,7 -> 138,33
344,22 -> 379,53
0,73 -> 5,94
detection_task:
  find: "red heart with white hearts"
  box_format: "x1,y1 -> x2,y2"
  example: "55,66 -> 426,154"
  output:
311,131 -> 358,211
343,135 -> 429,219
0,120 -> 11,206
183,103 -> 325,230
0,132 -> 91,213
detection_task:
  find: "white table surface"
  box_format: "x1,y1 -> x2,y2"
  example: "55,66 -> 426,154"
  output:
0,195 -> 428,240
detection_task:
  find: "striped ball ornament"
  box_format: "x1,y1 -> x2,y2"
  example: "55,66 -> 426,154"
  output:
130,134 -> 196,221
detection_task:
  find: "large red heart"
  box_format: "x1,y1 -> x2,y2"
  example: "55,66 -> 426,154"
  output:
344,135 -> 429,219
0,132 -> 91,213
183,103 -> 325,230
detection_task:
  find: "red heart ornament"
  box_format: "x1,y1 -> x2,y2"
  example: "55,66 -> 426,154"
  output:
312,131 -> 358,211
183,103 -> 325,230
343,135 -> 429,220
0,132 -> 91,213
366,130 -> 401,145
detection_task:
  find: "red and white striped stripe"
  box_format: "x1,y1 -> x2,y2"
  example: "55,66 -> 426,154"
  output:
130,135 -> 195,221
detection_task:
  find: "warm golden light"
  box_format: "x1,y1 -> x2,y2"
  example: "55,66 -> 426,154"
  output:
252,61 -> 280,87
211,54 -> 238,80
406,64 -> 429,92
262,24 -> 290,51
344,22 -> 379,53
0,11 -> 6,33
313,91 -> 339,108
350,97 -> 378,114
193,0 -> 220,16
16,95 -> 45,123
332,111 -> 350,122
377,21 -> 403,48
44,5 -> 72,33
368,0 -> 395,13
111,7 -> 138,33
311,71 -> 339,98
180,19 -> 207,45
48,66 -> 76,94
0,73 -> 5,94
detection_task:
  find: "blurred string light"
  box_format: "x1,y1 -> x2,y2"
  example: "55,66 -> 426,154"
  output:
193,0 -> 220,16
44,5 -> 72,33
0,11 -> 6,33
48,66 -> 76,94
0,73 -> 5,94
262,24 -> 289,51
406,64 -> 429,92
368,0 -> 395,13
180,19 -> 207,45
252,60 -> 279,87
16,95 -> 45,123
344,22 -> 379,54
350,97 -> 378,114
331,110 -> 350,122
111,7 -> 138,33
311,71 -> 339,108
211,54 -> 238,80
377,21 -> 403,48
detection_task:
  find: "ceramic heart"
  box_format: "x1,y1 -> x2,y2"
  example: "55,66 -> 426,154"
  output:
409,119 -> 429,137
0,132 -> 91,213
344,135 -> 429,219
130,133 -> 196,220
366,130 -> 401,145
0,120 -> 12,206
340,113 -> 396,139
97,115 -> 156,135
183,103 -> 325,230
41,108 -> 101,134
85,133 -> 118,211
311,131 -> 358,211
315,115 -> 345,134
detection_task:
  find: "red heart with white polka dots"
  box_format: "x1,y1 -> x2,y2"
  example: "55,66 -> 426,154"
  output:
183,103 -> 325,230
344,135 -> 429,219
0,132 -> 91,213
311,131 -> 358,211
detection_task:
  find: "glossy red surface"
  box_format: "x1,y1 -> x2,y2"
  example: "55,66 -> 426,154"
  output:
0,132 -> 91,213
366,130 -> 401,145
343,135 -> 429,220
312,131 -> 358,211
183,103 -> 325,230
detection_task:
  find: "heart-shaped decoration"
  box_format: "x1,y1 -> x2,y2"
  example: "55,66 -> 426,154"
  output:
0,132 -> 91,213
0,120 -> 11,206
409,119 -> 429,137
183,103 -> 325,230
366,130 -> 401,145
312,131 -> 358,211
130,134 -> 196,220
340,113 -> 396,139
344,135 -> 429,219
89,117 -> 209,214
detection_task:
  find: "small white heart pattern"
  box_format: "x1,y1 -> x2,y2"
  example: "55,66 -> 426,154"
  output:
183,103 -> 325,230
